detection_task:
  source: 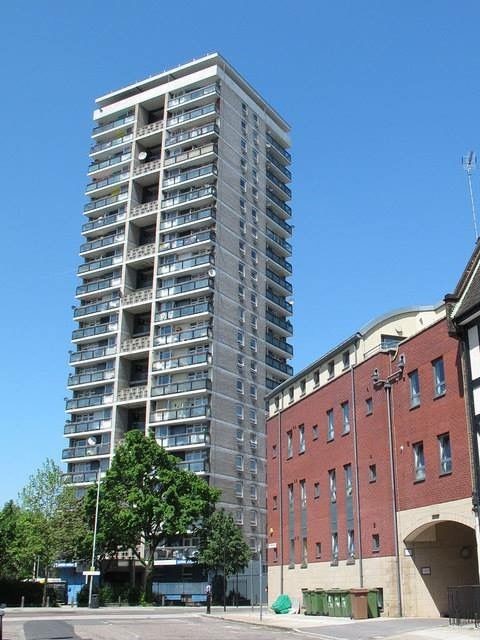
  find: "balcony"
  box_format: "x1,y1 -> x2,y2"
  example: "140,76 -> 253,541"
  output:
266,248 -> 292,274
77,255 -> 122,276
153,352 -> 210,372
266,290 -> 293,314
266,333 -> 293,356
167,103 -> 218,129
168,83 -> 219,108
151,378 -> 212,397
74,297 -> 120,319
88,152 -> 131,175
132,158 -> 162,178
160,207 -> 215,231
158,230 -> 215,254
266,153 -> 292,181
266,268 -> 293,294
64,471 -> 99,484
82,209 -> 126,234
69,345 -> 116,363
266,189 -> 291,216
72,322 -> 118,340
153,325 -> 210,348
131,201 -> 159,218
64,418 -> 112,435
165,123 -> 219,149
266,133 -> 291,163
151,405 -> 210,423
127,243 -> 156,262
66,394 -> 113,410
266,228 -> 292,254
157,432 -> 208,450
266,311 -> 293,334
266,171 -> 292,199
76,275 -> 121,297
163,164 -> 217,188
92,113 -> 134,137
161,185 -> 216,211
123,288 -> 153,306
157,253 -> 214,276
86,171 -> 130,195
68,369 -> 115,386
266,355 -> 293,376
84,191 -> 128,213
164,143 -> 217,169
136,120 -> 164,138
121,336 -> 150,353
80,233 -> 125,255
176,459 -> 209,474
117,385 -> 148,402
62,443 -> 110,459
155,301 -> 213,323
157,276 -> 213,300
266,209 -> 292,234
90,133 -> 133,155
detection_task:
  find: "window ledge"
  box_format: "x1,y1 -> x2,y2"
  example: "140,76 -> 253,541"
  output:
433,391 -> 446,400
330,560 -> 339,567
439,470 -> 452,477
409,403 -> 421,411
300,563 -> 308,569
346,558 -> 355,565
327,437 -> 334,443
341,429 -> 351,437
414,477 -> 426,484
288,563 -> 295,570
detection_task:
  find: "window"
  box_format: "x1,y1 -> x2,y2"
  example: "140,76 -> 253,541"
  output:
288,483 -> 294,510
240,157 -> 247,174
253,112 -> 259,127
250,510 -> 258,526
236,379 -> 244,395
251,315 -> 257,331
239,239 -> 246,254
252,168 -> 258,184
329,469 -> 337,503
413,441 -> 425,481
347,530 -> 355,558
249,408 -> 257,424
240,138 -> 247,154
274,396 -> 279,410
235,510 -> 244,525
238,284 -> 245,301
312,424 -> 318,440
313,370 -> 320,386
242,102 -> 248,115
235,455 -> 244,471
235,481 -> 244,497
327,409 -> 334,441
252,187 -> 258,200
344,464 -> 352,496
272,444 -> 277,458
240,219 -> 246,235
239,307 -> 245,324
341,401 -> 350,434
342,350 -> 350,369
300,480 -> 307,508
240,178 -> 246,193
300,379 -> 306,395
288,386 -> 294,403
238,262 -> 245,278
433,358 -> 446,396
250,484 -> 258,500
252,148 -> 259,164
299,424 -> 305,453
250,384 -> 257,400
241,119 -> 247,132
372,534 -> 380,552
250,360 -> 257,375
369,464 -> 377,483
272,494 -> 278,509
236,405 -> 244,421
409,370 -> 420,408
438,433 -> 452,474
289,538 -> 295,566
251,249 -> 258,265
365,397 -> 373,415
331,532 -> 339,561
237,330 -> 245,346
315,542 -> 322,558
250,336 -> 257,352
327,360 -> 334,378
237,354 -> 245,368
314,482 -> 320,499
251,269 -> 258,283
249,458 -> 258,474
236,429 -> 244,443
287,430 -> 293,458
252,207 -> 258,224
250,292 -> 258,307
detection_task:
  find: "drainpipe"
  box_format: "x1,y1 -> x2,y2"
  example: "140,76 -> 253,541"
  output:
278,406 -> 284,594
350,363 -> 364,588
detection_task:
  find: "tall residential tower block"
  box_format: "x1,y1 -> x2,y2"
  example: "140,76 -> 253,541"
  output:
63,54 -> 293,552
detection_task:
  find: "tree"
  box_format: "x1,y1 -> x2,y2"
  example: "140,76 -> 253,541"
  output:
85,430 -> 220,601
0,500 -> 24,579
196,509 -> 252,610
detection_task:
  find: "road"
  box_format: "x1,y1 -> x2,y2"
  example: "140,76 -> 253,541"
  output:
2,606 -> 474,640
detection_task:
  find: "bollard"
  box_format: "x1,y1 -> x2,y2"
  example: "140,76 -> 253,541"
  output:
0,608 -> 5,640
21,596 -> 25,608
206,593 -> 211,614
46,596 -> 50,608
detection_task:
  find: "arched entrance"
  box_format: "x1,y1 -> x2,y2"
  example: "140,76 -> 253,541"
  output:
402,520 -> 478,617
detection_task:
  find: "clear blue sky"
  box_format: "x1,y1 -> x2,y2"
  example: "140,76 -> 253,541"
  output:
1,0 -> 479,504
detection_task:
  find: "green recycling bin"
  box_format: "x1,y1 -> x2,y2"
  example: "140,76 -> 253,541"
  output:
310,589 -> 320,615
326,590 -> 342,617
301,588 -> 313,615
315,589 -> 328,615
367,589 -> 379,618
339,590 -> 352,617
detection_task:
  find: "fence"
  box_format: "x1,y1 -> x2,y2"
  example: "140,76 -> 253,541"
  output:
448,585 -> 480,626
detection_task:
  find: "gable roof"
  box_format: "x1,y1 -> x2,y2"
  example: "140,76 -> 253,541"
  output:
446,240 -> 480,326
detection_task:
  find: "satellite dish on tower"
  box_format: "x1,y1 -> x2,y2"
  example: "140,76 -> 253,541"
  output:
208,268 -> 216,278
138,151 -> 148,161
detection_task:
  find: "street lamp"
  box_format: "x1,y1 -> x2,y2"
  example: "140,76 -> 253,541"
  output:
258,542 -> 263,621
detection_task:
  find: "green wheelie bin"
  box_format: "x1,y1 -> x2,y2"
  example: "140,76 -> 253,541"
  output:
315,589 -> 328,615
367,589 -> 380,617
302,588 -> 313,615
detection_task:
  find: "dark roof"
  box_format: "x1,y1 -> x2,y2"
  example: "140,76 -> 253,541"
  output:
447,240 -> 480,324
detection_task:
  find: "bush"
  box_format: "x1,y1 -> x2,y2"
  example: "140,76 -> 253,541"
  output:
0,579 -> 43,606
76,584 -> 91,607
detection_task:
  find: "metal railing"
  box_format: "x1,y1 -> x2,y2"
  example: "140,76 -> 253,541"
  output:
448,585 -> 480,626
64,419 -> 111,435
168,83 -> 219,108
164,143 -> 217,168
161,185 -> 216,209
155,302 -> 212,322
93,113 -> 134,136
160,207 -> 215,230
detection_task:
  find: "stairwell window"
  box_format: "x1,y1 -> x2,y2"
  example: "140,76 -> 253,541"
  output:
409,370 -> 421,408
438,433 -> 452,475
287,430 -> 293,458
327,409 -> 334,441
329,469 -> 337,503
341,401 -> 350,434
433,358 -> 446,397
413,441 -> 425,482
299,424 -> 305,453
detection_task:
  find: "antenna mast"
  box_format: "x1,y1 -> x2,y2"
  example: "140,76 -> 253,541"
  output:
462,151 -> 479,241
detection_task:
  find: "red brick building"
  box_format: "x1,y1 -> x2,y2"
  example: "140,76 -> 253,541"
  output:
266,304 -> 477,617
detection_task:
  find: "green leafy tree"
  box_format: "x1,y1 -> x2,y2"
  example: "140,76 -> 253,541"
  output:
0,500 -> 24,579
86,430 -> 220,601
196,509 -> 252,609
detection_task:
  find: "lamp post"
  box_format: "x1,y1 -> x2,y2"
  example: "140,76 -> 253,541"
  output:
88,454 -> 102,609
258,543 -> 263,621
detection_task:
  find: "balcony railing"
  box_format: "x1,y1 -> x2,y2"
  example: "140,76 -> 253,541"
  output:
266,209 -> 292,234
266,333 -> 294,355
72,322 -> 118,340
76,276 -> 121,296
80,233 -> 124,254
153,352 -> 210,372
157,432 -> 208,449
68,369 -> 115,386
266,289 -> 293,313
165,123 -> 219,148
90,133 -> 133,154
132,158 -> 162,177
64,471 -> 99,484
93,113 -> 134,136
136,119 -> 164,138
266,189 -> 291,216
151,379 -> 211,397
155,301 -> 213,323
157,253 -> 214,275
86,171 -> 130,193
161,185 -> 216,210
157,277 -> 213,299
131,201 -> 159,218
153,325 -> 210,347
266,133 -> 291,162
82,209 -> 126,233
77,255 -> 122,275
266,268 -> 293,294
168,83 -> 219,108
266,171 -> 292,198
266,355 -> 294,376
127,243 -> 156,261
122,288 -> 153,306
69,345 -> 116,363
160,207 -> 215,231
158,230 -> 215,253
117,385 -> 149,402
66,394 -> 113,410
121,336 -> 150,353
151,405 -> 210,423
163,164 -> 217,189
176,459 -> 209,473
266,153 -> 292,180
164,143 -> 217,168
64,418 -> 112,435
266,228 -> 292,253
62,443 -> 110,459
266,248 -> 292,273
84,191 -> 128,213
266,311 -> 293,333
73,297 -> 120,318
167,103 -> 218,128
89,152 -> 131,174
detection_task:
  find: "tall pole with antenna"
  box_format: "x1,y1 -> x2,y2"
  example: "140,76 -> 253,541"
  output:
462,151 -> 479,241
